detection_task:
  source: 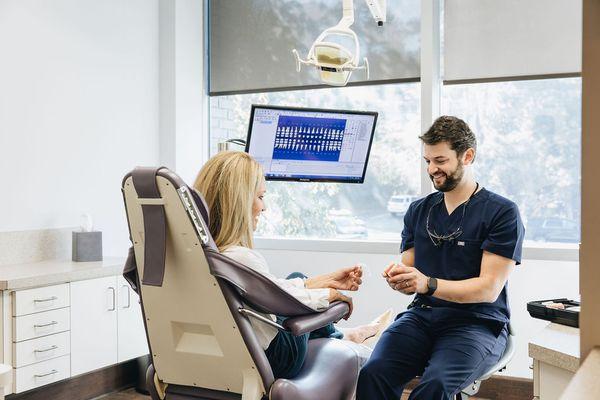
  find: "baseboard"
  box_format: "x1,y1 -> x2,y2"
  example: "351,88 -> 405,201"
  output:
6,359 -> 140,400
404,375 -> 533,400
6,361 -> 532,400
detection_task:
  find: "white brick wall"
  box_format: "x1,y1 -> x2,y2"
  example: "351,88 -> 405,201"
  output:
210,107 -> 228,119
209,98 -> 242,154
219,119 -> 238,130
218,97 -> 235,110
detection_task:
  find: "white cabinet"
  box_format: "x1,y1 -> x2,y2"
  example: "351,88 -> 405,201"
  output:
9,283 -> 72,393
70,276 -> 148,376
13,308 -> 70,342
117,276 -> 148,363
14,355 -> 70,393
12,284 -> 70,317
1,268 -> 149,394
0,259 -> 144,395
13,332 -> 70,368
532,359 -> 576,400
529,323 -> 579,400
70,276 -> 118,376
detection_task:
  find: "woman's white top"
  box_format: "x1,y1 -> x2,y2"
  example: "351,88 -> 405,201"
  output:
221,245 -> 330,349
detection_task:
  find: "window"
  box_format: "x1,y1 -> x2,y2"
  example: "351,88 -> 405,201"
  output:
442,78 -> 581,244
210,83 -> 421,240
206,1 -> 581,254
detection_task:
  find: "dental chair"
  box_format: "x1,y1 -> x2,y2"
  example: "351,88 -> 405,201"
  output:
121,167 -> 370,400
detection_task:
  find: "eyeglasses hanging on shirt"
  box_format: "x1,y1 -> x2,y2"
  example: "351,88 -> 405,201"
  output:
426,182 -> 480,247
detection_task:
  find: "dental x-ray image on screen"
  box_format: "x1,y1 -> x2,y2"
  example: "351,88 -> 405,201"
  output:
245,105 -> 377,183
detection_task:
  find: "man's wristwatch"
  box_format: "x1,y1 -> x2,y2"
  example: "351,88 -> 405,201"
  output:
426,277 -> 438,296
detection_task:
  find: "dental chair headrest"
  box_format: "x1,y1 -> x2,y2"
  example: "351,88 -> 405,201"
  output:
127,167 -> 218,252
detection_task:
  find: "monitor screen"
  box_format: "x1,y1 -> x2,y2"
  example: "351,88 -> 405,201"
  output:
245,105 -> 378,183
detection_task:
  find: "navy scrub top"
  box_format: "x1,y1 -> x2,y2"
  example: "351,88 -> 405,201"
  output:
401,187 -> 525,331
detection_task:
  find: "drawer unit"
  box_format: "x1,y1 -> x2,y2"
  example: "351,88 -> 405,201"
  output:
14,355 -> 70,393
0,259 -> 131,396
12,331 -> 70,368
13,307 -> 70,342
12,284 -> 70,317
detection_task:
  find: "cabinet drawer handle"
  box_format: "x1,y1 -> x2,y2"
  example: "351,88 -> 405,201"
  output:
34,321 -> 58,328
34,296 -> 58,303
34,345 -> 58,353
108,287 -> 116,311
34,369 -> 58,378
122,285 -> 131,309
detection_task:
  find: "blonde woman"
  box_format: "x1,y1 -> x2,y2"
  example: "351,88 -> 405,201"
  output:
194,151 -> 389,379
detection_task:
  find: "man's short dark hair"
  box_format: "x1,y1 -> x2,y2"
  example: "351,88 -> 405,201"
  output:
419,116 -> 477,160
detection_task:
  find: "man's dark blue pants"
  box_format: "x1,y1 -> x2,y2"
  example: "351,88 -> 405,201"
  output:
356,307 -> 508,400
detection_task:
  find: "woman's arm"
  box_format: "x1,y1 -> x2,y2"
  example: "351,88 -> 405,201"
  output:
223,247 -> 332,310
304,265 -> 363,291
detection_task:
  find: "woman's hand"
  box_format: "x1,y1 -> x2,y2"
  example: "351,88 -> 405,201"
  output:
306,265 -> 363,291
383,263 -> 428,295
328,289 -> 354,320
328,265 -> 363,290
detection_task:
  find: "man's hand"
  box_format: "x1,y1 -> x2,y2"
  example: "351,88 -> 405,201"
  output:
383,263 -> 428,295
328,289 -> 354,320
381,251 -> 516,304
306,265 -> 363,291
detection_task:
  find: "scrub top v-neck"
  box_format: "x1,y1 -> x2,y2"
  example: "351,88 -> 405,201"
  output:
400,188 -> 525,332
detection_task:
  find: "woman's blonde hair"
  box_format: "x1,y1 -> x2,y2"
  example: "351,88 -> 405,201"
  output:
193,151 -> 265,251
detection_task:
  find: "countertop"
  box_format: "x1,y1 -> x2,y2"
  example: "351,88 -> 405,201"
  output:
0,258 -> 125,290
529,322 -> 580,373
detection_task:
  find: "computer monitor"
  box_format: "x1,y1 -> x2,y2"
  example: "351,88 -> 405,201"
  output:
245,105 -> 378,183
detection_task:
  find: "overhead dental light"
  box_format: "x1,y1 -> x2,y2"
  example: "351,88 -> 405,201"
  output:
292,0 -> 386,86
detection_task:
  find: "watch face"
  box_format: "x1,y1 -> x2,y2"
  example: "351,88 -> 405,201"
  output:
427,277 -> 437,295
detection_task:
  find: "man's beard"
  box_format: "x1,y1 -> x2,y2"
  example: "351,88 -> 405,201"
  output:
430,162 -> 464,192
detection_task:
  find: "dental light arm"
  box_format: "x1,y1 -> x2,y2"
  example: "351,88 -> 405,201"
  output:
366,0 -> 386,26
292,0 -> 385,86
339,0 -> 355,30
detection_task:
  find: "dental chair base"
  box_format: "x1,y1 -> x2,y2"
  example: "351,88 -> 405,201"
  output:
147,339 -> 369,400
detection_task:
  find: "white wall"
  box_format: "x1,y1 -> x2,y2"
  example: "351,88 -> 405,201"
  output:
259,247 -> 579,379
158,0 -> 207,184
0,0 -> 160,256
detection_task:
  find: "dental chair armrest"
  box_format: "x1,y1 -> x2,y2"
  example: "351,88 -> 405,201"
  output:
282,301 -> 349,336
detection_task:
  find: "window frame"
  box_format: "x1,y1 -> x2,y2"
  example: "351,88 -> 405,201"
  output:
203,0 -> 581,262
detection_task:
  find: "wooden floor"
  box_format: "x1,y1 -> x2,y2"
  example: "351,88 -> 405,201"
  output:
95,388 -> 148,400
97,387 -> 491,400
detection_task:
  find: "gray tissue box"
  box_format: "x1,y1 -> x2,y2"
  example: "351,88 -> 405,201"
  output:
72,231 -> 103,262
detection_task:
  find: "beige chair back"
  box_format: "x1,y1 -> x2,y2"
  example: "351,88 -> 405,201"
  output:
122,170 -> 264,398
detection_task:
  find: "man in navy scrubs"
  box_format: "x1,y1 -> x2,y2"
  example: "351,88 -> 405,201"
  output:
357,116 -> 525,400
